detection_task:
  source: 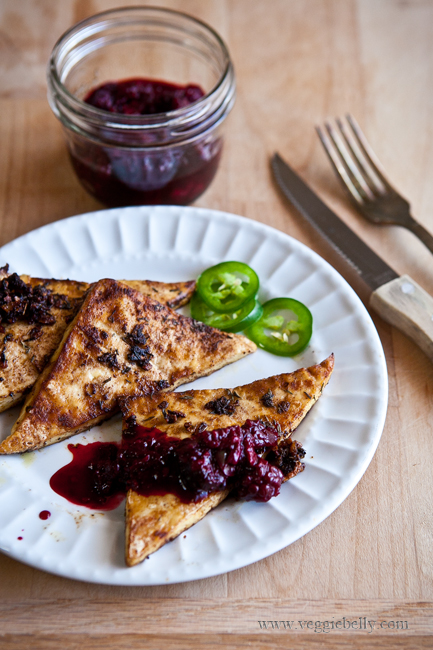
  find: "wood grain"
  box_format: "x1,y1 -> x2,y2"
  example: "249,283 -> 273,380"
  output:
0,598 -> 431,633
2,635 -> 433,650
1,0 -> 433,646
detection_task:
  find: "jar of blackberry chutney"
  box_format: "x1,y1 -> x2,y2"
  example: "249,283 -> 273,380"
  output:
47,7 -> 236,207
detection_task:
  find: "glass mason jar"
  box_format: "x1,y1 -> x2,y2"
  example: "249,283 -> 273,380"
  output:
47,7 -> 236,207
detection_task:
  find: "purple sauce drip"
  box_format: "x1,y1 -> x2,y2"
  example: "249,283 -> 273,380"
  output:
38,510 -> 51,520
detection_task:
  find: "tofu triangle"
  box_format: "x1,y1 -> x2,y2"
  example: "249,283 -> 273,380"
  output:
0,279 -> 255,454
0,268 -> 196,413
121,355 -> 334,566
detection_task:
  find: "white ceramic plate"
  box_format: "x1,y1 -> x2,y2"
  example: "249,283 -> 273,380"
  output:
0,206 -> 387,585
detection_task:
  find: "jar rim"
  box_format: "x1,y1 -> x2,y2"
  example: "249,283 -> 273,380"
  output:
48,5 -> 234,131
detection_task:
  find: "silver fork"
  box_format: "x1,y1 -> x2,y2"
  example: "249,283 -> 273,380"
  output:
316,114 -> 433,255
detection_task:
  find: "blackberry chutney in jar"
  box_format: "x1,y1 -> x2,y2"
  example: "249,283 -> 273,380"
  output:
47,7 -> 236,206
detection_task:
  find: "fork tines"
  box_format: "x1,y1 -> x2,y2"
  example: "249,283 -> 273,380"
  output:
316,115 -> 395,204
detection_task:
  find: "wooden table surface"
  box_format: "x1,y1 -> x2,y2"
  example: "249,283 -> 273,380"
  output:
1,0 -> 433,648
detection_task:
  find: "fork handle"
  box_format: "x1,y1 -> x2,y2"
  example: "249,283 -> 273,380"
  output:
406,217 -> 433,256
370,275 -> 433,361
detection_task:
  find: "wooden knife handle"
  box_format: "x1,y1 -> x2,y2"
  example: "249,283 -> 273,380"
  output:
370,274 -> 433,361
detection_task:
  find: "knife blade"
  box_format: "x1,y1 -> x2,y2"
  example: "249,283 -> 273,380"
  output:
272,152 -> 433,362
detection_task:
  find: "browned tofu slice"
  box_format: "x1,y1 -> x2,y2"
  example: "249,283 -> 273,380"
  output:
0,276 -> 88,413
0,279 -> 255,454
125,490 -> 229,566
122,354 -> 334,566
0,270 -> 196,413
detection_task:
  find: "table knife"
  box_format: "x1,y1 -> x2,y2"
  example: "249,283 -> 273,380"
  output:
272,153 -> 433,361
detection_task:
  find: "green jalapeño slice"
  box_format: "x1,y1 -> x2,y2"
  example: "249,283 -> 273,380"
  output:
190,292 -> 263,333
245,297 -> 313,356
196,261 -> 260,313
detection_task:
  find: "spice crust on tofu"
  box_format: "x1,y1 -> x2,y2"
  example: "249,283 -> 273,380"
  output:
0,278 -> 255,454
0,265 -> 196,413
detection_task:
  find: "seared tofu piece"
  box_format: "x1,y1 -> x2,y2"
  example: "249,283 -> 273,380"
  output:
0,279 -> 255,454
0,271 -> 196,412
121,355 -> 334,566
0,277 -> 87,413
